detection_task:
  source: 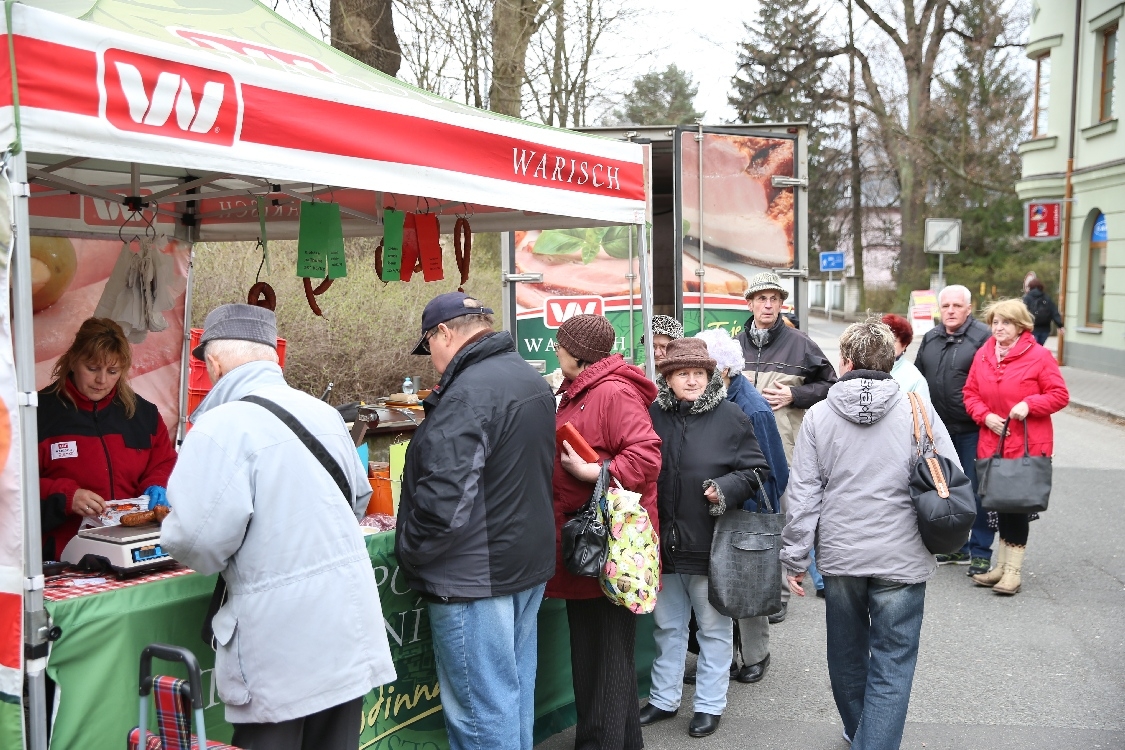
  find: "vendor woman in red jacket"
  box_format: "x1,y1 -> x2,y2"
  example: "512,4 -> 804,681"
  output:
549,314 -> 662,750
37,318 -> 177,560
963,298 -> 1069,596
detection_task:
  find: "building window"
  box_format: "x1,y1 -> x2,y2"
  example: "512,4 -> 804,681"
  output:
1033,54 -> 1050,137
1100,25 -> 1117,122
1086,213 -> 1108,327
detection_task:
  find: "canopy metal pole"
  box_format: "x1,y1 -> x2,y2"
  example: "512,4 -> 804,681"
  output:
10,149 -> 50,750
627,225 -> 636,364
176,245 -> 195,446
695,124 -> 705,331
638,221 -> 654,380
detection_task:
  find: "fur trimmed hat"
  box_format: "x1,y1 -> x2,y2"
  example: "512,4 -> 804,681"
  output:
556,314 -> 616,363
651,315 -> 684,340
658,337 -> 717,378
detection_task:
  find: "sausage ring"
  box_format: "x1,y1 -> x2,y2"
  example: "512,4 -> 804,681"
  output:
247,282 -> 277,311
120,510 -> 156,526
303,276 -> 334,317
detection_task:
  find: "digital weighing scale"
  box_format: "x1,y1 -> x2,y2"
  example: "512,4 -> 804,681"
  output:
60,523 -> 175,575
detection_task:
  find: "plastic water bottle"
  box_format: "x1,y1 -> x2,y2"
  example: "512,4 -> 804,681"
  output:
402,377 -> 415,395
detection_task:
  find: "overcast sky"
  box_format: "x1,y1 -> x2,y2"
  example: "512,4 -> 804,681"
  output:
273,0 -> 763,124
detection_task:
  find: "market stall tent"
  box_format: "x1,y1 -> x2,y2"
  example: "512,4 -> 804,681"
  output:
0,2 -> 652,747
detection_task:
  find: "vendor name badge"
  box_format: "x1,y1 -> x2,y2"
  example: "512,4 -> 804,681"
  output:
51,441 -> 78,460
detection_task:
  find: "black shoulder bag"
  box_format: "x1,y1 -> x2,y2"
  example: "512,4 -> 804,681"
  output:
906,392 -> 977,554
561,462 -> 610,577
201,395 -> 354,647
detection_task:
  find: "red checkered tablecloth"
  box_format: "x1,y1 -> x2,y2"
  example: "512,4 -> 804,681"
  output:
43,565 -> 196,602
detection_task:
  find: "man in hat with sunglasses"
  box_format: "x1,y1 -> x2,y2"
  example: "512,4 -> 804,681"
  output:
397,292 -> 556,750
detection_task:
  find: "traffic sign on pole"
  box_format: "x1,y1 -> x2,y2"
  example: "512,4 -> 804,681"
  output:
819,251 -> 846,272
924,219 -> 962,254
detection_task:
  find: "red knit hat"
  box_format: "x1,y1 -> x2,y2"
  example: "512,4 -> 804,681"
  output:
556,314 -> 616,363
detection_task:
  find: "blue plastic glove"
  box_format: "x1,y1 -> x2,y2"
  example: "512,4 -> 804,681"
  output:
145,486 -> 169,510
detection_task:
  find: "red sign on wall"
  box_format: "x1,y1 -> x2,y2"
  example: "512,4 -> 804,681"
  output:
1025,201 -> 1062,241
543,296 -> 604,328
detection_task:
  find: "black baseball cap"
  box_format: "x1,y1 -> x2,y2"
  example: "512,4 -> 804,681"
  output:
411,292 -> 494,355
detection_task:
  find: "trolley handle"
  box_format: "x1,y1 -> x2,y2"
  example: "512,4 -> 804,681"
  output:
138,643 -> 205,711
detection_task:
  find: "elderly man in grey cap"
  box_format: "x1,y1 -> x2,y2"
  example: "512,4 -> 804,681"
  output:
735,272 -> 837,624
162,304 -> 395,750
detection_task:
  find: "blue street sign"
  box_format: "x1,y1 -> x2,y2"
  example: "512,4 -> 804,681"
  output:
819,251 -> 846,272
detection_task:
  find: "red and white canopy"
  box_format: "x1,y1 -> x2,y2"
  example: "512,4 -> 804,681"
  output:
2,0 -> 648,240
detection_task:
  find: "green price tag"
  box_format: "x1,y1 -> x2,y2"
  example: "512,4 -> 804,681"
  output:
381,209 -> 404,282
297,202 -> 347,279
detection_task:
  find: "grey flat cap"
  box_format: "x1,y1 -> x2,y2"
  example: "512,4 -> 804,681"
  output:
192,303 -> 278,360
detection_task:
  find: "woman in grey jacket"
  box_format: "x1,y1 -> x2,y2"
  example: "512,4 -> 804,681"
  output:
781,320 -> 959,750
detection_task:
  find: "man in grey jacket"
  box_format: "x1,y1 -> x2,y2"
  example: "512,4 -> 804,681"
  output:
162,304 -> 396,750
782,319 -> 959,750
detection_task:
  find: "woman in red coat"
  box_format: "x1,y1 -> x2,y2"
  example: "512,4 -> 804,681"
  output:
963,299 -> 1069,596
548,314 -> 661,750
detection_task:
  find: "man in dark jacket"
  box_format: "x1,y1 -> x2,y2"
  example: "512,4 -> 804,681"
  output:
1023,279 -> 1064,345
736,272 -> 836,623
397,292 -> 556,750
914,284 -> 993,573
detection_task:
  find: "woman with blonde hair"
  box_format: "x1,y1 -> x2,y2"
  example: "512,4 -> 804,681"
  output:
37,318 -> 177,560
962,299 -> 1069,595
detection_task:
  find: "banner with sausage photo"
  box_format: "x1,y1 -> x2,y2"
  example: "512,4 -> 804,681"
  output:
30,236 -> 190,438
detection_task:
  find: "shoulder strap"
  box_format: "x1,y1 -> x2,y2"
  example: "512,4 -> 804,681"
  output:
239,395 -> 352,502
907,392 -> 939,455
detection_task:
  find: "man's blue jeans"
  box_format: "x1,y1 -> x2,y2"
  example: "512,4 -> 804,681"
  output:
427,584 -> 545,750
950,430 -> 995,559
824,576 -> 926,750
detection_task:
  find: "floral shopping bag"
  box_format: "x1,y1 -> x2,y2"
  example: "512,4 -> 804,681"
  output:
598,482 -> 660,614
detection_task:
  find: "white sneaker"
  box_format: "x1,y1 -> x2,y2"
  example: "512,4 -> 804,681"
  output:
843,729 -> 852,745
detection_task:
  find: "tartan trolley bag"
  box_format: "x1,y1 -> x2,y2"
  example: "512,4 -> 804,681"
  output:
127,643 -> 240,750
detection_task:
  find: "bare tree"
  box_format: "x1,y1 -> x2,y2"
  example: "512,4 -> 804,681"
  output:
848,0 -> 960,281
330,0 -> 403,76
490,0 -> 551,116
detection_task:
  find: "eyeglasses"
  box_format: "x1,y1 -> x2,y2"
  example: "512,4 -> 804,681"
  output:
420,326 -> 440,355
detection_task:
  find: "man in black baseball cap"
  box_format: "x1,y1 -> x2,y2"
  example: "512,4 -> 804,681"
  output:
397,290 -> 556,750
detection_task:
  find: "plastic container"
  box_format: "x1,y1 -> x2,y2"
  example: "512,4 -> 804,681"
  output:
366,467 -> 394,516
185,328 -> 288,431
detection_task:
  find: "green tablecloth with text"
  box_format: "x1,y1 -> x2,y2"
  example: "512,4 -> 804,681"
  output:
45,531 -> 656,750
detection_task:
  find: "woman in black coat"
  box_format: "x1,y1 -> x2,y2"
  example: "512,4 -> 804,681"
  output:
638,338 -> 768,740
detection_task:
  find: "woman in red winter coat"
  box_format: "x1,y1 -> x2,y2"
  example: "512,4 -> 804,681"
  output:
548,314 -> 662,750
963,298 -> 1069,596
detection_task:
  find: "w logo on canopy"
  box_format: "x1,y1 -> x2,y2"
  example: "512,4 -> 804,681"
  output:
102,49 -> 239,146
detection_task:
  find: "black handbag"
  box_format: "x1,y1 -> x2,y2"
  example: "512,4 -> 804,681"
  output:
976,418 -> 1052,513
201,395 -> 355,647
906,393 -> 977,555
561,462 -> 610,577
707,471 -> 783,620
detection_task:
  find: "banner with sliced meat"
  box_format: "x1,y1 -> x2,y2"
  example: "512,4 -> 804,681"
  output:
676,130 -> 798,335
32,238 -> 189,440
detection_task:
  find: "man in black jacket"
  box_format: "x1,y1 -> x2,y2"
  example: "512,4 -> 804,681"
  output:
397,292 -> 556,750
914,284 -> 993,574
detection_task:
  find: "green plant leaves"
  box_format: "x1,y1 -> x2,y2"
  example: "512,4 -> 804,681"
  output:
532,226 -> 633,264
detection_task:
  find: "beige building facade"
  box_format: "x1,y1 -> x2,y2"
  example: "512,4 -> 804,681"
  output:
1017,0 -> 1124,374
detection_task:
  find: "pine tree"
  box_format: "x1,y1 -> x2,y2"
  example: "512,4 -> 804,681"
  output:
612,64 -> 703,126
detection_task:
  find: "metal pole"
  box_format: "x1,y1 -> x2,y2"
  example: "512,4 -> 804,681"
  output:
938,253 -> 945,292
827,271 -> 833,322
176,245 -> 195,446
627,224 -> 636,364
695,123 -> 705,332
638,220 -> 654,380
9,149 -> 50,750
1057,0 -> 1084,366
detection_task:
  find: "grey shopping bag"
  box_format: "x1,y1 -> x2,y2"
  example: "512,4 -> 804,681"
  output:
976,418 -> 1052,514
708,473 -> 782,619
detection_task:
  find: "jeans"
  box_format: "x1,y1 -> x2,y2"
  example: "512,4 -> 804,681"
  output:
808,548 -> 825,590
650,573 -> 732,716
950,431 -> 995,560
427,584 -> 545,750
824,576 -> 926,750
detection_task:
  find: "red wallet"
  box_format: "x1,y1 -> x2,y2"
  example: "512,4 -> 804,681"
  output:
556,422 -> 599,463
